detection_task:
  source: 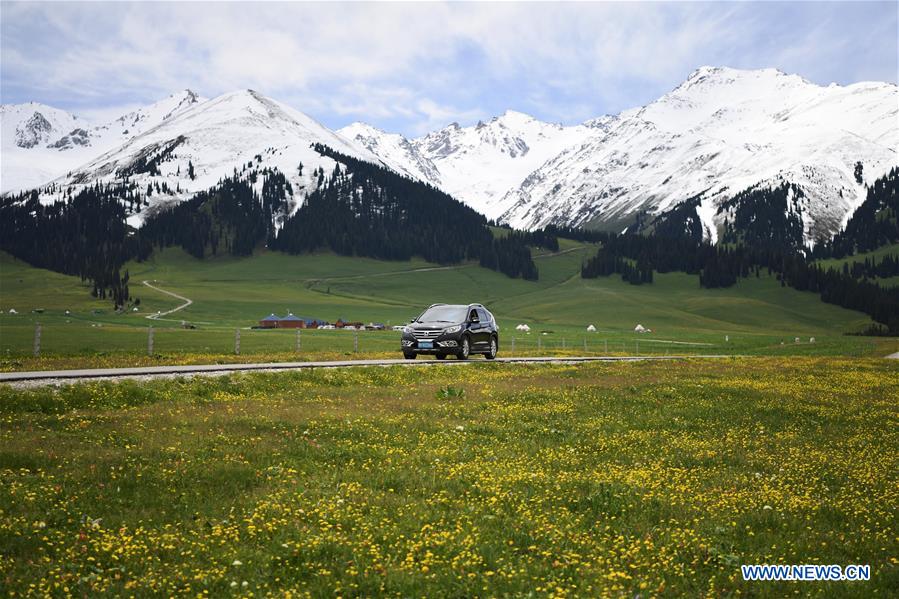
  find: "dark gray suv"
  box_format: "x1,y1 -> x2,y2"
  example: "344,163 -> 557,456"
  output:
401,303 -> 499,360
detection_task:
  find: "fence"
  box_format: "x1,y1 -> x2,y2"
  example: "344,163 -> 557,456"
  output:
7,323 -> 682,359
2,323 -> 399,358
1,321 -> 881,362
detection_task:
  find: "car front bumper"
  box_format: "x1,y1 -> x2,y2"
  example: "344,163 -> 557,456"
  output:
401,332 -> 461,353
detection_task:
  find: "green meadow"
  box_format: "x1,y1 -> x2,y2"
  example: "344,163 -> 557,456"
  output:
1,358 -> 896,596
0,239 -> 893,371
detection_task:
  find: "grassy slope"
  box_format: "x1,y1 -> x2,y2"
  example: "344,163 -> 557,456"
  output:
1,358 -> 896,596
814,243 -> 899,288
815,243 -> 899,268
0,241 -> 886,362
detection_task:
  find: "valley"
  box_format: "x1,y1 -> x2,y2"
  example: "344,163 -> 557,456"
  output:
1,241 -> 889,372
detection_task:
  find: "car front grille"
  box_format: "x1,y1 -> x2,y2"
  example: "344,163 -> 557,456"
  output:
412,330 -> 442,340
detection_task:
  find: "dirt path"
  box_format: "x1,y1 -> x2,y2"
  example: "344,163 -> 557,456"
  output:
143,280 -> 193,320
533,246 -> 584,259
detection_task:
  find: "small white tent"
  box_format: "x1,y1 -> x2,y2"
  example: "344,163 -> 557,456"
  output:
587,324 -> 596,332
634,324 -> 646,333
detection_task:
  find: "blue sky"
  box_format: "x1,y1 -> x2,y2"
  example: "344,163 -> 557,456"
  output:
2,1 -> 896,136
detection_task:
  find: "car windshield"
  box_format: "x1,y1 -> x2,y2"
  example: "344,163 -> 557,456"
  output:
416,305 -> 468,323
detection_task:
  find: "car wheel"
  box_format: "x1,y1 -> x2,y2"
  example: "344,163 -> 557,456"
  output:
436,354 -> 446,360
485,337 -> 497,360
457,336 -> 470,360
403,352 -> 416,360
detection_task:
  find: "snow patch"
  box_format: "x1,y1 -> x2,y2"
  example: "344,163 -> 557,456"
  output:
696,196 -> 718,244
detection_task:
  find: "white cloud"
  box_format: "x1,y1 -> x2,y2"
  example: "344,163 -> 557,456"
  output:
2,1 -> 895,135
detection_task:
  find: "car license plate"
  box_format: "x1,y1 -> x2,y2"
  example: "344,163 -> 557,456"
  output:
418,341 -> 433,349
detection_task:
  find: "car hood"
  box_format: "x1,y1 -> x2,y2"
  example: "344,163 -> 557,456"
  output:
409,322 -> 460,331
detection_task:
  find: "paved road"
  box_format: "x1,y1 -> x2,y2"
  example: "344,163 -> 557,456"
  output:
0,355 -> 732,386
143,280 -> 193,320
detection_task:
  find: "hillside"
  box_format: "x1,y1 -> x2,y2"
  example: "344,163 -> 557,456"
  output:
19,90 -> 390,226
0,242 -> 879,363
814,166 -> 899,257
0,91 -> 204,193
340,112 -> 590,220
0,143 -> 544,312
512,68 -> 896,243
6,67 -> 894,246
2,88 -> 546,291
349,67 -> 897,243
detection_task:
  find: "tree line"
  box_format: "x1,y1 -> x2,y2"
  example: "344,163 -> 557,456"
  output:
719,183 -> 806,252
139,169 -> 290,258
0,144 -> 544,308
0,185 -> 144,306
580,172 -> 899,332
813,167 -> 898,258
272,145 -> 539,279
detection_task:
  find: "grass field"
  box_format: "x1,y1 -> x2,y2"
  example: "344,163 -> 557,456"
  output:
1,242 -> 891,371
814,243 -> 899,289
1,358 -> 896,596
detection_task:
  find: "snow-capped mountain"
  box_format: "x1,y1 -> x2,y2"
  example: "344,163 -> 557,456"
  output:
349,67 -> 897,243
338,122 -> 442,183
340,111 -> 590,219
1,90 -> 204,193
50,89 -> 203,152
497,67 -> 897,243
25,89 -> 391,226
1,102 -> 80,149
4,67 -> 896,244
1,103 -> 84,192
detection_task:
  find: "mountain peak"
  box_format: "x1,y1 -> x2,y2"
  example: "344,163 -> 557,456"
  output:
215,88 -> 264,102
679,65 -> 813,92
498,65 -> 897,241
499,109 -> 535,120
342,121 -> 389,136
687,65 -> 728,79
491,109 -> 538,127
175,89 -> 200,104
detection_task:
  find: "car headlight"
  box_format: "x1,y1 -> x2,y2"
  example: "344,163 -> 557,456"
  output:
443,324 -> 462,334
403,325 -> 414,333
